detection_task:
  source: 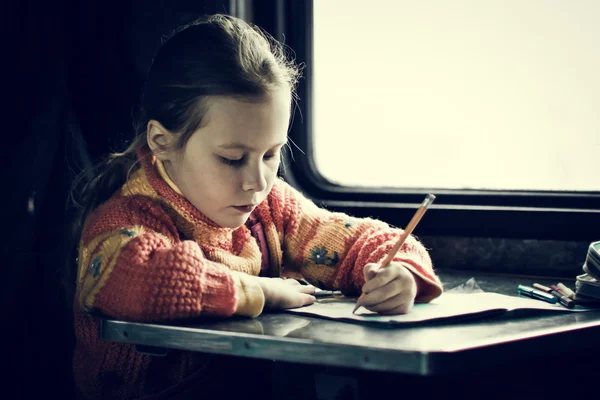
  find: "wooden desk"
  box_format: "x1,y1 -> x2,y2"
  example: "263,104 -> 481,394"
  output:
99,270 -> 600,376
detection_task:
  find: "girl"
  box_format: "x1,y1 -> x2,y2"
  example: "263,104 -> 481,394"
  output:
72,14 -> 442,400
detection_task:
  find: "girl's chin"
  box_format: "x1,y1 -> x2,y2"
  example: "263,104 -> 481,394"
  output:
213,213 -> 250,229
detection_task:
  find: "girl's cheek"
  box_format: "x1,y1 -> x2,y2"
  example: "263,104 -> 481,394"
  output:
269,164 -> 280,180
214,166 -> 241,187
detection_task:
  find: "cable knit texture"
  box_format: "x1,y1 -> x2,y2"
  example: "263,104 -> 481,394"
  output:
73,146 -> 443,399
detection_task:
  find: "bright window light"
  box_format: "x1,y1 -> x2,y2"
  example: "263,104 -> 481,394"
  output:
313,0 -> 600,191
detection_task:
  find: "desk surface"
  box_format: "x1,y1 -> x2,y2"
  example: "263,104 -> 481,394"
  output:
100,270 -> 600,375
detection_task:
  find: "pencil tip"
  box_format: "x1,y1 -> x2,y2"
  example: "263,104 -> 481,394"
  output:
352,304 -> 360,314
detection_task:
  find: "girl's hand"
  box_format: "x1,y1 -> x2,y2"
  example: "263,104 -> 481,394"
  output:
256,277 -> 316,310
358,262 -> 420,315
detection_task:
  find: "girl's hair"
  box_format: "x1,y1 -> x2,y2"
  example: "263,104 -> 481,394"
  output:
67,14 -> 301,291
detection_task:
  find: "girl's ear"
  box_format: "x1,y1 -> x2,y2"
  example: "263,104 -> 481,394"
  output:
147,120 -> 175,161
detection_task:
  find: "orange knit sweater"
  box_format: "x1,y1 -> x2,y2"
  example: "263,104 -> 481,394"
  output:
73,146 -> 443,399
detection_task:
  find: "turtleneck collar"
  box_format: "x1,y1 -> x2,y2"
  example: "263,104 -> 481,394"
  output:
134,145 -> 229,231
155,157 -> 183,196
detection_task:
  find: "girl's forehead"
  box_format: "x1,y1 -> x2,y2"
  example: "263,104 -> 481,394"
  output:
211,129 -> 288,150
199,90 -> 291,147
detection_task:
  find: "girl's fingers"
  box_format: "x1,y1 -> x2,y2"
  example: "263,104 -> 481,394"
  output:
363,293 -> 411,314
360,279 -> 402,307
303,294 -> 317,305
282,279 -> 316,294
285,293 -> 316,309
365,295 -> 403,313
297,285 -> 316,294
363,263 -> 379,281
362,266 -> 400,294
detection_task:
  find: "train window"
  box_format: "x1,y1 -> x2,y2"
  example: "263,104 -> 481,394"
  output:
312,0 -> 600,191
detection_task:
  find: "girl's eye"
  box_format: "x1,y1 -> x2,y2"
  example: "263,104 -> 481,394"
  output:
220,156 -> 244,166
264,152 -> 280,161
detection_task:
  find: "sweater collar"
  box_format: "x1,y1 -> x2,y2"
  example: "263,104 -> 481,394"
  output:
155,156 -> 183,196
134,145 -> 233,233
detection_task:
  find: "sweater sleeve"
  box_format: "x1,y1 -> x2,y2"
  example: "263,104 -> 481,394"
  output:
273,179 -> 443,302
76,196 -> 265,321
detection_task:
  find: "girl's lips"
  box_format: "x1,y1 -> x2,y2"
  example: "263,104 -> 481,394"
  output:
232,205 -> 256,213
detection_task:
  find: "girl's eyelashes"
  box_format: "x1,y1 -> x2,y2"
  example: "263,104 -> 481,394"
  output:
219,156 -> 244,166
218,152 -> 280,167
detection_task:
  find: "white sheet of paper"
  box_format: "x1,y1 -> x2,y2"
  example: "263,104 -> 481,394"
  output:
285,292 -> 590,325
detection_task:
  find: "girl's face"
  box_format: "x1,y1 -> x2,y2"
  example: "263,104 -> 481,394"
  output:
154,88 -> 291,228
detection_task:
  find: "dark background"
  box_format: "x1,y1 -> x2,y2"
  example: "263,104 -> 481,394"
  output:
2,1 -> 234,396
2,0 -> 597,398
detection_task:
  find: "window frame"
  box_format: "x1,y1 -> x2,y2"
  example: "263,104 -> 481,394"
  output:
279,0 -> 600,242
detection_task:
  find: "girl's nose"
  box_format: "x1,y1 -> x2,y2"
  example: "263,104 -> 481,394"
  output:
242,163 -> 268,193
